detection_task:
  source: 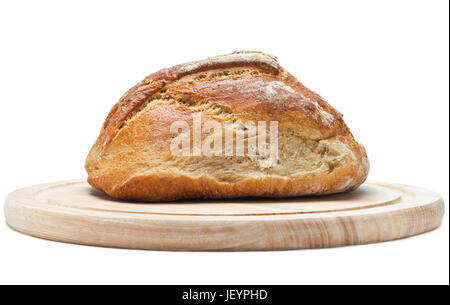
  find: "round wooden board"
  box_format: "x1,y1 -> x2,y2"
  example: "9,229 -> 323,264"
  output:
4,180 -> 445,251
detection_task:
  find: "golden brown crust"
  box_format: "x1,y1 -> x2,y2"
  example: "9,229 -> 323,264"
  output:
86,51 -> 369,201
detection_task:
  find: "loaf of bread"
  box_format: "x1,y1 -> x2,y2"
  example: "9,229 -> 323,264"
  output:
85,51 -> 369,201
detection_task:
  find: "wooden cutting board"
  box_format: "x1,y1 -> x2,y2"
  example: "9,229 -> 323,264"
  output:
4,180 -> 444,250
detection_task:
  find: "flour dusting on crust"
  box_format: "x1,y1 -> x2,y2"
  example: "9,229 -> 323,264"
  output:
299,93 -> 335,126
233,80 -> 296,100
178,51 -> 279,74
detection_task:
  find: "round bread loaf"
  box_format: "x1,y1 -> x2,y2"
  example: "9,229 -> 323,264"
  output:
86,51 -> 369,201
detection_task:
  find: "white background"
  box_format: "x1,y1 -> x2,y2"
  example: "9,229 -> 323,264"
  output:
0,0 -> 448,285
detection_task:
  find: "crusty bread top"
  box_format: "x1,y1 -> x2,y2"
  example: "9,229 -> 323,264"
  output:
90,51 -> 350,161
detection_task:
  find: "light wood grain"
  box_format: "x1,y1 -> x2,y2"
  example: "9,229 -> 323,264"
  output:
4,181 -> 444,250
